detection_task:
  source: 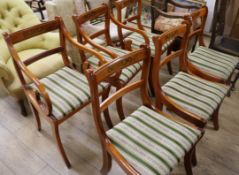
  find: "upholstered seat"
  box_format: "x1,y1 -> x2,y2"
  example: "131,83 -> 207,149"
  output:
162,72 -> 228,120
87,46 -> 142,83
31,67 -> 108,119
126,31 -> 174,55
107,105 -> 202,175
188,46 -> 239,80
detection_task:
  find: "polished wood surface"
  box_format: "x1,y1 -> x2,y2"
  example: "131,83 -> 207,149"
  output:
3,17 -> 108,168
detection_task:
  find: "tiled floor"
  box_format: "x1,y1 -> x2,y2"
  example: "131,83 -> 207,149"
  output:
0,60 -> 238,175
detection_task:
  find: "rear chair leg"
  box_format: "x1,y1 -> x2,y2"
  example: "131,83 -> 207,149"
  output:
18,99 -> 28,117
212,106 -> 220,131
51,122 -> 71,168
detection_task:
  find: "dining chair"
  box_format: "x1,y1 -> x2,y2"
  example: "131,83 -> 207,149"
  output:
152,23 -> 229,130
3,17 -> 110,168
72,4 -> 149,125
114,0 -> 175,95
183,6 -> 239,92
86,44 -> 204,175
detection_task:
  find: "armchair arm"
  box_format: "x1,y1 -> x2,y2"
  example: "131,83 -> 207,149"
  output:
110,14 -> 150,45
0,60 -> 14,85
151,5 -> 185,19
59,20 -> 108,65
168,0 -> 200,10
41,32 -> 60,50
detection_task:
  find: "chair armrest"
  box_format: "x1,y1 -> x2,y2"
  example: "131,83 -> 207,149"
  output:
151,5 -> 185,19
0,60 -> 14,85
168,0 -> 200,10
60,21 -> 108,65
110,14 -> 150,45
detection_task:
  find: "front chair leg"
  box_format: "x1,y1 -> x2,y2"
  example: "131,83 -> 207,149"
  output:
18,99 -> 28,117
212,106 -> 220,131
100,150 -> 112,175
184,148 -> 194,175
30,103 -> 41,131
51,122 -> 71,168
192,148 -> 197,167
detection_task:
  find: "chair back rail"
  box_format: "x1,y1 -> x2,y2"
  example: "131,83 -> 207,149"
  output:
152,23 -> 207,128
3,17 -> 106,117
86,45 -> 151,135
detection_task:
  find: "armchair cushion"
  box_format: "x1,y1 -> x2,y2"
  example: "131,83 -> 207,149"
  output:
87,46 -> 142,83
107,105 -> 202,175
162,72 -> 228,120
31,67 -> 108,119
188,46 -> 239,80
6,49 -> 64,98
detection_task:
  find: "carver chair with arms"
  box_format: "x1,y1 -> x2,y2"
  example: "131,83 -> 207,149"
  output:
0,0 -> 64,116
73,4 -> 149,124
86,44 -> 204,175
152,23 -> 229,130
151,0 -> 202,34
183,6 -> 239,91
3,17 -> 110,168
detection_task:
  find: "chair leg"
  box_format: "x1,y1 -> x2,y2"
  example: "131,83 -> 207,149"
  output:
212,106 -> 220,131
231,70 -> 239,91
100,150 -> 112,175
148,58 -> 155,97
30,103 -> 41,131
116,97 -> 125,121
167,62 -> 173,75
102,87 -> 113,129
184,148 -> 194,175
18,99 -> 28,117
191,148 -> 197,167
51,122 -> 71,168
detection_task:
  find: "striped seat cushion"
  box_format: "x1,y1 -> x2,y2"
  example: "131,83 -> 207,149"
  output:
162,72 -> 229,120
87,46 -> 142,84
126,31 -> 174,56
189,46 -> 239,80
31,67 -> 108,120
107,105 -> 202,175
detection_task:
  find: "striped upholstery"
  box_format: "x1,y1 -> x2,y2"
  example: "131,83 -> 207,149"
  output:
107,105 -> 202,175
88,46 -> 142,84
189,46 -> 239,80
126,31 -> 174,56
31,67 -> 108,120
162,72 -> 229,120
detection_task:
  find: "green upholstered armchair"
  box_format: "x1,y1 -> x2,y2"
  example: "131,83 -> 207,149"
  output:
0,0 -> 64,116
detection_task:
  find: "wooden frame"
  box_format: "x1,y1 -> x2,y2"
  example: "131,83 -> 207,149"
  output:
86,44 -> 204,175
3,17 -> 109,168
151,0 -> 200,34
152,22 -> 226,130
183,6 -> 237,86
72,4 -> 149,125
114,0 -> 174,94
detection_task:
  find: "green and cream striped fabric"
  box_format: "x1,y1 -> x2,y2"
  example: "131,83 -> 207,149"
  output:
188,46 -> 239,80
31,67 -> 108,120
126,31 -> 174,56
162,72 -> 229,120
107,105 -> 202,175
87,46 -> 142,84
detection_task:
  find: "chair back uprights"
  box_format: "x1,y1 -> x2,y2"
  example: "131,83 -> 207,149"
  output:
184,6 -> 208,49
152,24 -> 190,109
115,0 -> 144,30
86,45 -> 151,142
3,17 -> 106,117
